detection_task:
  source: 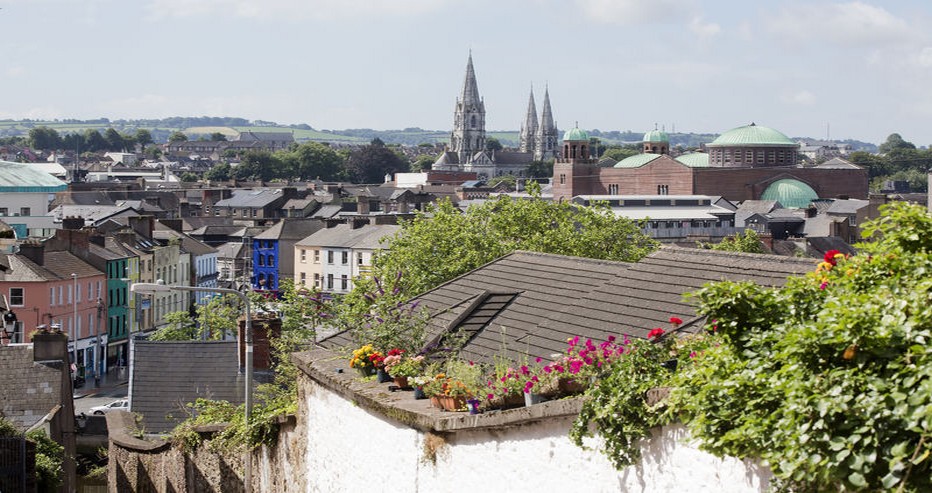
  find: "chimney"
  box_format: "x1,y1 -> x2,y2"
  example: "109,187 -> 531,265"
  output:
397,201 -> 409,214
356,198 -> 370,215
89,232 -> 105,247
128,215 -> 154,238
62,216 -> 85,231
18,240 -> 45,266
806,206 -> 817,218
239,315 -> 281,371
759,232 -> 774,251
33,329 -> 68,362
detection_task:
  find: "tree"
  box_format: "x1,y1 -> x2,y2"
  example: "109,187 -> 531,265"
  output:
878,133 -> 915,154
602,145 -> 639,162
485,137 -> 503,152
705,229 -> 765,253
180,172 -> 199,183
27,126 -> 62,150
204,162 -> 233,182
168,131 -> 189,143
488,174 -> 516,190
281,142 -> 344,181
411,154 -> 435,172
526,159 -> 553,178
148,311 -> 198,341
367,189 -> 658,299
135,129 -> 154,147
104,128 -> 124,151
210,132 -> 228,142
82,129 -> 107,152
345,138 -> 409,183
234,150 -> 280,181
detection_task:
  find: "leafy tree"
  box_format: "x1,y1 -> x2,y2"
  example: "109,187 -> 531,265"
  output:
135,129 -> 154,147
847,150 -> 890,179
83,129 -> 107,152
344,138 -> 409,183
148,311 -> 198,341
205,162 -> 233,182
485,137 -> 503,152
705,229 -> 765,253
234,150 -> 281,181
168,131 -> 189,143
602,145 -> 639,163
367,188 -> 658,299
104,128 -> 124,151
144,145 -> 162,160
0,417 -> 63,491
180,172 -> 199,183
28,126 -> 62,150
526,159 -> 553,178
281,142 -> 344,181
488,174 -> 516,190
210,132 -> 228,142
878,133 -> 916,154
411,154 -> 435,172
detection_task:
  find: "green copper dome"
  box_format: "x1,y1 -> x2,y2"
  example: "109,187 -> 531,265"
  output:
760,179 -> 818,208
613,154 -> 661,168
674,152 -> 710,167
643,129 -> 669,143
708,123 -> 796,147
563,127 -> 589,142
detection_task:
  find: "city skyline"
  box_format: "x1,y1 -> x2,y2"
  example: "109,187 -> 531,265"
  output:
2,0 -> 932,144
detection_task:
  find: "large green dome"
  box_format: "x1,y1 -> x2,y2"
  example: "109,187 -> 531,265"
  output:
761,179 -> 818,208
708,123 -> 796,147
563,127 -> 589,142
643,129 -> 669,143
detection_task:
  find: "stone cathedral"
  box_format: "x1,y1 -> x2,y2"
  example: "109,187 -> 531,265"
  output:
434,54 -> 558,179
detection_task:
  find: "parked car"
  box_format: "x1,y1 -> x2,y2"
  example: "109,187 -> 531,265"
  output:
89,399 -> 129,415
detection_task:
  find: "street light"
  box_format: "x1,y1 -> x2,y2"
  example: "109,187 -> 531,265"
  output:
130,280 -> 254,491
71,274 -> 78,375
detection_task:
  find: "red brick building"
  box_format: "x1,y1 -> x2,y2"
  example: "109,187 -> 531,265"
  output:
553,124 -> 868,206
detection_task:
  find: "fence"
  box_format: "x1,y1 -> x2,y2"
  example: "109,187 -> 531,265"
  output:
0,436 -> 36,493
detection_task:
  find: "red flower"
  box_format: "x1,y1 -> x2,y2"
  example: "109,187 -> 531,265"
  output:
824,250 -> 842,266
669,316 -> 683,326
647,328 -> 665,340
387,348 -> 404,357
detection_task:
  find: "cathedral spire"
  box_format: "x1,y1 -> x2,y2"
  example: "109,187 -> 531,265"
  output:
519,86 -> 538,154
535,85 -> 558,161
460,52 -> 482,108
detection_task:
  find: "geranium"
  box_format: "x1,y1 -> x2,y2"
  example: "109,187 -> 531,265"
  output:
647,328 -> 665,340
669,316 -> 683,327
388,355 -> 425,378
824,249 -> 842,266
349,344 -> 384,370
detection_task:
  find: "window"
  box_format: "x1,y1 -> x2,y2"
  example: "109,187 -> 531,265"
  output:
9,287 -> 24,306
67,285 -> 72,304
300,272 -> 307,285
341,252 -> 348,265
327,251 -> 334,264
19,207 -> 30,216
266,254 -> 274,267
357,252 -> 364,265
314,250 -> 320,263
341,275 -> 348,290
327,274 -> 333,290
0,208 -> 6,216
96,281 -> 101,299
657,185 -> 669,195
314,273 -> 320,288
58,286 -> 63,305
608,184 -> 619,195
300,249 -> 306,263
559,174 -> 566,185
50,287 -> 55,306
258,256 -> 265,266
76,283 -> 81,302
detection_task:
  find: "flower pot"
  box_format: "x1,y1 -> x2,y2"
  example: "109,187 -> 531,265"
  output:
430,396 -> 441,408
466,398 -> 481,415
356,367 -> 375,378
376,368 -> 392,383
440,395 -> 466,411
413,387 -> 426,400
557,377 -> 587,395
393,376 -> 410,389
524,392 -> 546,407
501,393 -> 526,409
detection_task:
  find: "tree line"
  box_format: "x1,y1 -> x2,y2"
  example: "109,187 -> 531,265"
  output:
848,133 -> 931,192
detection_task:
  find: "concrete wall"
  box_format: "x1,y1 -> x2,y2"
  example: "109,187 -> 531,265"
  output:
301,376 -> 772,493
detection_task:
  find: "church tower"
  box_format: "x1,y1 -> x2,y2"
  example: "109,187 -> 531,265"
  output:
450,53 -> 486,164
535,86 -> 558,161
519,87 -> 538,154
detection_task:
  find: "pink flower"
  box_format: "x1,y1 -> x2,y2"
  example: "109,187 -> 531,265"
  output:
607,335 -> 616,343
689,351 -> 697,359
535,357 -> 542,363
543,366 -> 553,374
819,282 -> 828,290
554,364 -> 565,373
487,393 -> 495,401
520,365 -> 530,376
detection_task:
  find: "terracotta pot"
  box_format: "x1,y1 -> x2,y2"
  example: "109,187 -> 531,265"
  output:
439,395 -> 467,411
393,376 -> 409,388
430,395 -> 441,408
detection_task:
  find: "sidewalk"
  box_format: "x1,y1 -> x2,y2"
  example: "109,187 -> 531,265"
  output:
74,367 -> 129,399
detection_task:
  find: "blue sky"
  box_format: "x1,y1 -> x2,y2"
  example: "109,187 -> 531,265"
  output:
3,0 -> 932,144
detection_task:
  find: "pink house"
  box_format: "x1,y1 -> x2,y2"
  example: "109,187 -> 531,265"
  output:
0,243 -> 107,378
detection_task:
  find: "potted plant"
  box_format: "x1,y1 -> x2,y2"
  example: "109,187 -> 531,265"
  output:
349,344 -> 384,377
410,375 -> 431,399
386,355 -> 425,389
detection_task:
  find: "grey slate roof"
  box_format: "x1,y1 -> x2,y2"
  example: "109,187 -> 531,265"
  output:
130,340 -> 245,433
153,223 -> 218,256
826,198 -> 869,215
322,248 -> 815,365
214,189 -> 286,208
295,224 -> 399,249
254,218 -> 325,241
310,204 -> 343,219
0,251 -> 102,283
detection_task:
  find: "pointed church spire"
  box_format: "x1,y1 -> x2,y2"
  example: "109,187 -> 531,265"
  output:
460,52 -> 482,107
519,86 -> 538,154
535,85 -> 558,161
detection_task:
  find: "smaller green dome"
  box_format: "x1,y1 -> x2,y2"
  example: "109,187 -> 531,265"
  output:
709,123 -> 796,147
563,127 -> 589,142
643,129 -> 669,143
760,179 -> 818,208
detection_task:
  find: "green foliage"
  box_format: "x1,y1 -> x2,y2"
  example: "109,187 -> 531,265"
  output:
148,311 -> 198,341
526,159 -> 553,178
487,174 -> 516,190
485,136 -> 503,152
668,202 -> 932,491
179,172 -> 199,183
168,131 -> 188,142
27,429 -> 64,491
411,154 -> 435,172
204,162 -> 232,182
602,145 -> 640,163
370,189 -> 658,298
280,142 -> 344,181
705,229 -> 766,254
345,138 -> 409,183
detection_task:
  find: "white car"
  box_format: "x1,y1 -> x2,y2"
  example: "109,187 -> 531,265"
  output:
89,399 -> 129,415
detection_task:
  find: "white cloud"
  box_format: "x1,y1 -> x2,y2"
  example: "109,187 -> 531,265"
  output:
145,0 -> 447,21
5,67 -> 26,77
917,47 -> 932,67
575,0 -> 692,25
688,16 -> 720,39
781,90 -> 817,106
767,2 -> 916,46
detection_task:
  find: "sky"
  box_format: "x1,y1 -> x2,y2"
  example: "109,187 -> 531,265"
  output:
3,0 -> 932,144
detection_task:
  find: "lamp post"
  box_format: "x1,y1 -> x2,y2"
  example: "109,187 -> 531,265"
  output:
71,273 -> 78,374
130,280 -> 254,491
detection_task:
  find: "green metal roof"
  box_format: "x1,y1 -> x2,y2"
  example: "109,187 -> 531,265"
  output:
760,179 -> 818,208
708,123 -> 797,147
674,152 -> 710,167
562,127 -> 589,142
0,161 -> 67,192
642,129 -> 669,143
613,154 -> 662,168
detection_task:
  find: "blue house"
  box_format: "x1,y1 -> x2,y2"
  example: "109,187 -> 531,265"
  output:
251,219 -> 324,295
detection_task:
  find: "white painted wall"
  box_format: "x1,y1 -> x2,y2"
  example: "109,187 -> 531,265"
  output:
303,379 -> 772,493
